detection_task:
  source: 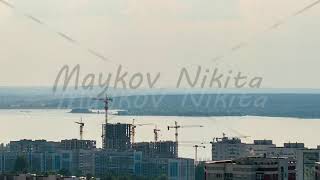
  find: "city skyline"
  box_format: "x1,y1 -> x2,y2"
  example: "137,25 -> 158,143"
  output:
1,0 -> 320,179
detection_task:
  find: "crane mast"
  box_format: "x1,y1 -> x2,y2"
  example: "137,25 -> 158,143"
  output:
153,125 -> 161,142
131,119 -> 153,144
193,144 -> 206,164
75,117 -> 85,140
167,121 -> 203,157
93,94 -> 112,148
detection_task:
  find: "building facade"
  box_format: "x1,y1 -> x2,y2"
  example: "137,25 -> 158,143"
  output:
267,143 -> 305,161
296,149 -> 320,180
103,123 -> 132,151
246,140 -> 276,157
1,136 -> 196,179
94,150 -> 142,177
141,157 -> 194,180
211,137 -> 248,161
133,141 -> 178,159
205,157 -> 296,180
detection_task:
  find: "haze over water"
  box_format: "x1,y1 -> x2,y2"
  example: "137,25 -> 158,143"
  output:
1,109 -> 319,160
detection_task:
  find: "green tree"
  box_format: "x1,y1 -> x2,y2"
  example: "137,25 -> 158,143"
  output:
100,174 -> 168,180
74,169 -> 83,177
58,168 -> 71,176
86,173 -> 94,180
118,176 -> 130,180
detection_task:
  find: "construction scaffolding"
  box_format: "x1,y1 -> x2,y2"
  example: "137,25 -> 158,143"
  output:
103,123 -> 132,151
133,141 -> 177,159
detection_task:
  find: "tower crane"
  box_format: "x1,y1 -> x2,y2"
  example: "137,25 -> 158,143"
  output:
153,125 -> 161,142
131,119 -> 153,144
167,121 -> 203,156
75,117 -> 85,140
93,94 -> 112,125
193,144 -> 206,164
179,143 -> 206,164
93,94 -> 112,148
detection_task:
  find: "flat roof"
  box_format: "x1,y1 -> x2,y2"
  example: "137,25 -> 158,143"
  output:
205,160 -> 233,164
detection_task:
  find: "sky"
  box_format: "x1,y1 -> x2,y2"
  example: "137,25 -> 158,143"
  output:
0,0 -> 320,89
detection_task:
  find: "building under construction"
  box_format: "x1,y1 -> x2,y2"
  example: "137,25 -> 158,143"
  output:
133,141 -> 177,159
103,123 -> 132,151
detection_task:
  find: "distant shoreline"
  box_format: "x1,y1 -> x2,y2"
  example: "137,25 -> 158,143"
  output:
2,93 -> 320,119
0,108 -> 319,120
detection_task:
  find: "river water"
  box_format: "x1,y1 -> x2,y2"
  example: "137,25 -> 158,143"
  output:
0,109 -> 319,160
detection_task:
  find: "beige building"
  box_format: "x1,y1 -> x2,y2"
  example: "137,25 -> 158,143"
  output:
205,157 -> 296,180
246,140 -> 276,157
212,137 -> 276,161
267,143 -> 305,161
211,137 -> 248,161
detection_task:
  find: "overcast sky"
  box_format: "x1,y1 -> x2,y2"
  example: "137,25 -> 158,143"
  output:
0,0 -> 320,88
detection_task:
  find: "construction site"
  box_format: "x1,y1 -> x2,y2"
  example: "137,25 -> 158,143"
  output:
90,95 -> 199,179
94,95 -> 203,156
0,95 -> 202,180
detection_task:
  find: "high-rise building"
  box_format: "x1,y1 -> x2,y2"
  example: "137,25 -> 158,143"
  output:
211,136 -> 248,161
315,162 -> 320,180
267,143 -> 306,160
141,157 -> 194,180
296,149 -> 320,180
133,141 -> 178,159
205,156 -> 296,180
246,140 -> 276,157
1,132 -> 196,179
1,139 -> 96,176
94,150 -> 142,177
9,139 -> 60,153
103,123 -> 132,151
60,139 -> 96,150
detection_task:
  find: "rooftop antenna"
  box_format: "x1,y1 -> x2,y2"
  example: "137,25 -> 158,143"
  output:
222,132 -> 226,138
